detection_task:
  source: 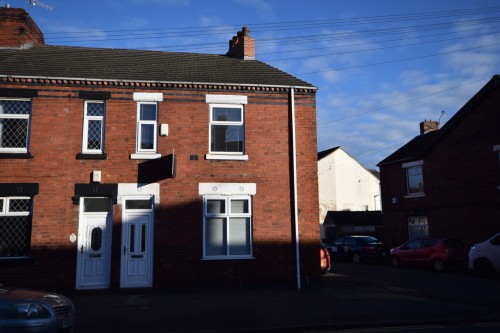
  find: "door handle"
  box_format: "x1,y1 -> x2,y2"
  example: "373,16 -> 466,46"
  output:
123,246 -> 126,255
81,245 -> 83,254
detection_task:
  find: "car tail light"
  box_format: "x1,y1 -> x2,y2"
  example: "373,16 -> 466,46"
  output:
365,246 -> 374,253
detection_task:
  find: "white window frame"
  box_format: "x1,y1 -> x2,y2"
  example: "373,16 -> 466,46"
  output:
205,95 -> 248,161
202,194 -> 253,260
131,93 -> 162,160
408,216 -> 429,239
403,160 -> 425,198
199,182 -> 256,260
0,98 -> 31,154
82,100 -> 105,154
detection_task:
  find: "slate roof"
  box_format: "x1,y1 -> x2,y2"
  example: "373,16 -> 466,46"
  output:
378,74 -> 500,166
0,45 -> 315,89
317,146 -> 340,160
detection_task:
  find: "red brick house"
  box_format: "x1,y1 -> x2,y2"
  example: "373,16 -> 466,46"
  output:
378,75 -> 500,248
0,7 -> 319,291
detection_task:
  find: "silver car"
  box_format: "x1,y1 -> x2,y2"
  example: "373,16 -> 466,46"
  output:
0,285 -> 75,333
468,232 -> 500,276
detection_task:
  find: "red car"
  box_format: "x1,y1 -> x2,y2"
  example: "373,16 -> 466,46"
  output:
389,237 -> 467,272
320,244 -> 331,274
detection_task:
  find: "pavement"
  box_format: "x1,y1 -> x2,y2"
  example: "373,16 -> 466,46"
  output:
69,273 -> 499,333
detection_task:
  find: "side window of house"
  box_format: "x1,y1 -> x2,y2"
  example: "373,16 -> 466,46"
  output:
82,100 -> 105,154
210,104 -> 244,154
0,99 -> 31,154
406,165 -> 424,194
408,216 -> 429,239
136,102 -> 158,153
0,196 -> 33,258
203,195 -> 252,259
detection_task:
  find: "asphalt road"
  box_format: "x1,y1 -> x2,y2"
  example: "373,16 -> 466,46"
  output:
317,261 -> 500,332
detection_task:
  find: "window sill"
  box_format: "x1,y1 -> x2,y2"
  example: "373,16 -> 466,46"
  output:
0,152 -> 33,159
130,153 -> 162,160
202,256 -> 255,261
76,153 -> 108,160
205,154 -> 248,161
404,193 -> 425,199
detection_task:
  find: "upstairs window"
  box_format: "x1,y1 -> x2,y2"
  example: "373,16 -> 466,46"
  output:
137,102 -> 158,153
205,95 -> 248,161
210,105 -> 244,154
0,196 -> 33,259
406,165 -> 424,194
403,161 -> 424,196
0,99 -> 31,154
82,101 -> 105,154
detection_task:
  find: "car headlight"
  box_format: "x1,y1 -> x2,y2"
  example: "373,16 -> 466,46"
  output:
13,303 -> 52,319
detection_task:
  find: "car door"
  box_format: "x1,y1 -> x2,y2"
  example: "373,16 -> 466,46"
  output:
415,238 -> 438,265
400,239 -> 422,264
330,237 -> 345,259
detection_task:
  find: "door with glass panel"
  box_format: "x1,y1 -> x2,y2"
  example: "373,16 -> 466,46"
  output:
76,197 -> 112,290
120,198 -> 154,288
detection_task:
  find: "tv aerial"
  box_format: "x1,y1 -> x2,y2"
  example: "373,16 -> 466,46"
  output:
27,0 -> 53,11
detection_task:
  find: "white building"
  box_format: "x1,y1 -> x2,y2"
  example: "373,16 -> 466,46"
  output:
318,147 -> 381,237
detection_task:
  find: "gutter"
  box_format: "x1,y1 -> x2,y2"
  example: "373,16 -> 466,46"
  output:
0,75 -> 318,91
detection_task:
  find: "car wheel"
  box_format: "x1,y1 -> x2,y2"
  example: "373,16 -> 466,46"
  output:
473,259 -> 494,276
352,252 -> 361,264
433,259 -> 445,272
390,256 -> 400,268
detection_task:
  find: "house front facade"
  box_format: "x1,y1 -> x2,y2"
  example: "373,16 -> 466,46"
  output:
0,8 -> 319,291
378,75 -> 500,248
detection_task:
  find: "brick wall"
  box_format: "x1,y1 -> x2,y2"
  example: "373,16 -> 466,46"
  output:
380,81 -> 500,248
0,82 -> 319,290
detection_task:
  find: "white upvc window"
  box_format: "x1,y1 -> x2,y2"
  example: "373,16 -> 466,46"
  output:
0,98 -> 31,154
136,102 -> 158,154
403,160 -> 424,197
82,100 -> 105,154
205,95 -> 248,161
202,195 -> 253,259
0,196 -> 33,259
408,216 -> 429,239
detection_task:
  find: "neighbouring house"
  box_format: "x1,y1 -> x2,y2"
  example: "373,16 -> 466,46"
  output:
0,7 -> 319,291
318,147 -> 381,240
378,75 -> 500,248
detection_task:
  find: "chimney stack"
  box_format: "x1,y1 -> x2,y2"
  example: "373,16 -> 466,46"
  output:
0,7 -> 45,48
420,120 -> 440,135
226,27 -> 255,60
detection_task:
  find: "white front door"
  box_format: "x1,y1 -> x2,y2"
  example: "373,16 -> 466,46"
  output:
76,198 -> 112,290
120,198 -> 154,288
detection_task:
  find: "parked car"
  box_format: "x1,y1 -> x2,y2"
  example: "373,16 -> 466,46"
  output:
0,284 -> 75,333
320,244 -> 331,274
389,237 -> 467,272
327,235 -> 388,264
468,232 -> 500,276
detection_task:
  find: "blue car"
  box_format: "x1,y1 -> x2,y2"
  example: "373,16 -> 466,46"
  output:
327,235 -> 388,264
0,284 -> 75,333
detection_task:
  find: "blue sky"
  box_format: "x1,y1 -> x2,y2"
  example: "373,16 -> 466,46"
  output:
11,0 -> 500,170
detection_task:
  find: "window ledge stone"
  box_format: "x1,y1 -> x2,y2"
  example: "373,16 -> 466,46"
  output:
130,153 -> 162,160
205,154 -> 248,161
